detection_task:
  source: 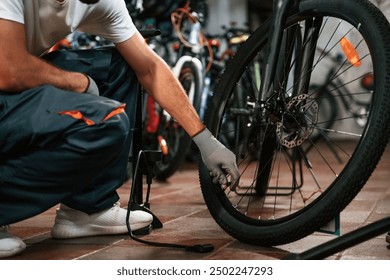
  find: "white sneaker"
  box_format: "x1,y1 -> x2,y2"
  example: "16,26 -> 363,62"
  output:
51,202 -> 153,239
0,226 -> 26,258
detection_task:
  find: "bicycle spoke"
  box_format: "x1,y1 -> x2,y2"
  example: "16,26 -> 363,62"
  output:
218,16 -> 376,219
198,0 -> 390,246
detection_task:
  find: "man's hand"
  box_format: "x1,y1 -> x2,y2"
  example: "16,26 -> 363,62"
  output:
193,128 -> 240,189
83,75 -> 99,95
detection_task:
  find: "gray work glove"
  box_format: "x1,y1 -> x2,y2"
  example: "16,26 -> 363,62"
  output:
84,75 -> 99,96
193,128 -> 240,189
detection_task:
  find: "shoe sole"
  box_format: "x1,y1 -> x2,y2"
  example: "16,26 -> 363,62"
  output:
0,243 -> 26,258
51,222 -> 151,239
386,233 -> 390,244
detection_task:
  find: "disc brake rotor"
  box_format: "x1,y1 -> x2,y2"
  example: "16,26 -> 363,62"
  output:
276,94 -> 318,148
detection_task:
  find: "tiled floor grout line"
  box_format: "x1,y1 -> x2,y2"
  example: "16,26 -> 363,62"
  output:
74,238 -> 128,260
22,229 -> 53,245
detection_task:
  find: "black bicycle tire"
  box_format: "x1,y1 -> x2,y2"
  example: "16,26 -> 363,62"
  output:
154,61 -> 203,180
199,0 -> 390,246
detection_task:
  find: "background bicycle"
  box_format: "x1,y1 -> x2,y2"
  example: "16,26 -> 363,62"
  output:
129,0 -> 214,180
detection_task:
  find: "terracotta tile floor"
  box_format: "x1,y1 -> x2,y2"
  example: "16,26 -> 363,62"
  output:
4,146 -> 390,260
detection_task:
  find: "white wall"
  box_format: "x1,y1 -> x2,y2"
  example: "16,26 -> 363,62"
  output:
206,0 -> 248,34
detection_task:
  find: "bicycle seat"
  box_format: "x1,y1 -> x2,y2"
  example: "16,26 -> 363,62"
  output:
139,29 -> 161,39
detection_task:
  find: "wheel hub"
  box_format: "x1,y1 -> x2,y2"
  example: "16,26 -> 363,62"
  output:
276,94 -> 318,148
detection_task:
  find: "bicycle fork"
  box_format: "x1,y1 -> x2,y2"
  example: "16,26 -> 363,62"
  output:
255,0 -> 323,195
259,0 -> 295,100
260,0 -> 321,100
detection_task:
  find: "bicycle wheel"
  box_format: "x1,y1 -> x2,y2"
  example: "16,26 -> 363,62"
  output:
199,0 -> 390,246
152,61 -> 203,180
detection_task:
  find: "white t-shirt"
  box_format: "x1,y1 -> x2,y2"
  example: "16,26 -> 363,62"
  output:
0,0 -> 136,56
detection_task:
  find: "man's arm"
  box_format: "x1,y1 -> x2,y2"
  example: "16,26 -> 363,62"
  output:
115,31 -> 205,137
0,19 -> 88,93
116,31 -> 240,187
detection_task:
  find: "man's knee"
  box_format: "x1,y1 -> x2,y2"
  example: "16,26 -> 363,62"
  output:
70,110 -> 130,156
97,108 -> 130,148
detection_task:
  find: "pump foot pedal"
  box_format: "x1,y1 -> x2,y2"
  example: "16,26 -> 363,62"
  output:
132,224 -> 153,236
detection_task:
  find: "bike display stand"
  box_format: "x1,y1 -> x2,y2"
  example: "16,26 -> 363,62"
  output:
284,216 -> 390,259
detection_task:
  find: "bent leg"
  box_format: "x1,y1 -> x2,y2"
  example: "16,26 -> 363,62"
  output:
0,49 -> 139,225
0,86 -> 130,225
43,49 -> 139,213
